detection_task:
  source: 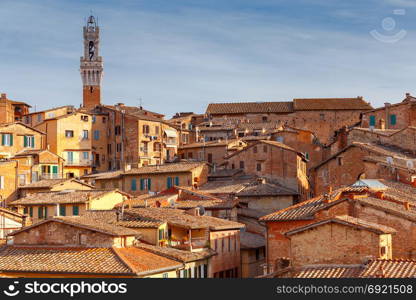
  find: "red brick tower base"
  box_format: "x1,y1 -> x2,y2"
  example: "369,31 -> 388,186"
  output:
83,86 -> 101,109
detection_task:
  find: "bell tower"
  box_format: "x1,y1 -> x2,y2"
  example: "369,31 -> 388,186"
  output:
80,15 -> 103,109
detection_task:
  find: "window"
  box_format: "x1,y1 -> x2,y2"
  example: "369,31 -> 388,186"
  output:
207,153 -> 213,163
158,229 -> 164,240
72,205 -> 79,216
92,115 -> 96,123
24,136 -> 35,148
390,114 -> 397,125
38,207 -> 44,219
65,130 -> 74,138
238,132 -> 244,138
143,125 -> 150,134
94,130 -> 100,140
107,144 -> 112,154
228,236 -> 231,252
82,130 -> 89,140
59,205 -> 66,216
253,146 -> 257,153
167,177 -> 173,188
37,114 -> 42,122
305,152 -> 310,160
263,145 -> 267,153
256,163 -> 262,171
369,115 -> 376,127
115,125 -> 121,136
116,143 -> 122,152
140,178 -> 152,191
239,161 -> 244,169
153,143 -> 161,152
18,174 -> 26,186
319,113 -> 325,120
174,177 -> 180,186
29,207 -> 33,217
0,176 -> 4,189
163,273 -> 168,278
102,117 -> 106,123
337,157 -> 343,166
67,152 -> 74,163
262,116 -> 268,122
141,142 -> 148,154
276,136 -> 284,143
131,179 -> 137,191
83,152 -> 89,160
80,115 -> 89,122
1,133 -> 13,146
380,246 -> 387,256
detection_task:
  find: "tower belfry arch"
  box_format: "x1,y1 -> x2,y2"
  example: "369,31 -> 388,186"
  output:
80,15 -> 103,109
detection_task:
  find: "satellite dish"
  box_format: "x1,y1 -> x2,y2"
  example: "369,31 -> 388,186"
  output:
196,205 -> 205,216
386,157 -> 393,165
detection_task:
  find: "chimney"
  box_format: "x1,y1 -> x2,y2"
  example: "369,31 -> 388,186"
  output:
0,93 -> 6,100
323,193 -> 331,203
379,118 -> 385,130
375,191 -> 384,199
384,102 -> 391,107
257,177 -> 266,185
404,201 -> 411,211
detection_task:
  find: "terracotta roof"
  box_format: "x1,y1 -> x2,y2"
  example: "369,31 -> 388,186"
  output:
123,162 -> 206,175
355,197 -> 416,222
259,187 -> 366,221
277,264 -> 364,278
278,259 -> 416,278
285,215 -> 396,236
135,242 -> 216,263
225,140 -> 300,160
361,259 -> 416,278
10,189 -> 125,206
0,122 -> 45,135
208,169 -> 244,178
206,102 -> 294,115
314,142 -> 416,170
113,247 -> 182,275
0,246 -> 134,275
123,207 -> 244,230
82,170 -> 124,180
237,181 -> 298,197
9,217 -> 139,237
179,140 -> 232,149
240,232 -> 265,249
18,178 -> 93,190
199,178 -> 253,194
238,207 -> 270,219
293,97 -> 372,111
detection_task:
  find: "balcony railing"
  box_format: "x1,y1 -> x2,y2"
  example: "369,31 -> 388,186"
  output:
64,159 -> 93,166
40,173 -> 62,180
169,237 -> 208,250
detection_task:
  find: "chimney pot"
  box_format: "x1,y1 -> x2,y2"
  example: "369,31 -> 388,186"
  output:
0,93 -> 6,100
404,201 -> 411,211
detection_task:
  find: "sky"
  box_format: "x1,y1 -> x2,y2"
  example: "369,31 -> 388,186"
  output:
1,0 -> 416,117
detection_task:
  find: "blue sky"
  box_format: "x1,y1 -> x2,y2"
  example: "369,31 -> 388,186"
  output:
1,0 -> 416,117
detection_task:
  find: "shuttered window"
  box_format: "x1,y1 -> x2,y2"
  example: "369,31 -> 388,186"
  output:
369,115 -> 376,126
131,179 -> 137,191
60,205 -> 66,216
72,205 -> 79,216
174,177 -> 179,186
390,114 -> 397,125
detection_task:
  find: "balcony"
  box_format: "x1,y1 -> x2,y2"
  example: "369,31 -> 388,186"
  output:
169,237 -> 208,251
40,173 -> 63,180
64,159 -> 93,167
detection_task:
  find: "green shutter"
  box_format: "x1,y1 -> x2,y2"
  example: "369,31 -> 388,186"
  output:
131,179 -> 137,191
31,136 -> 34,148
29,207 -> 33,217
369,115 -> 376,126
140,178 -> 144,191
52,165 -> 58,174
167,177 -> 172,188
38,207 -> 43,219
1,134 -> 4,146
23,136 -> 27,147
148,178 -> 152,191
175,177 -> 179,186
390,114 -> 397,125
44,206 -> 47,218
72,205 -> 79,216
9,134 -> 13,146
60,205 -> 66,216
